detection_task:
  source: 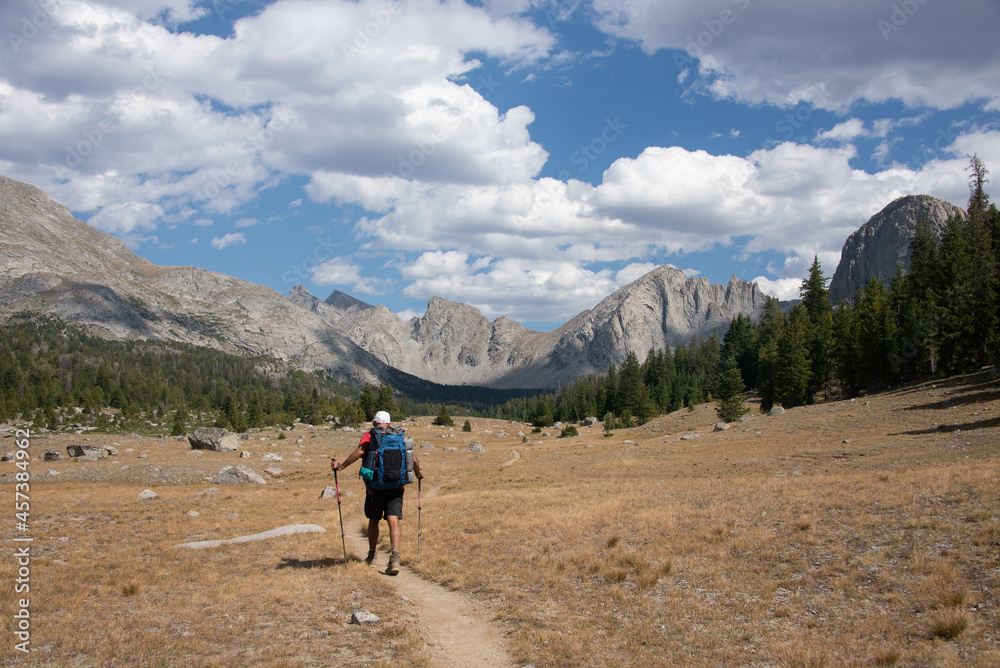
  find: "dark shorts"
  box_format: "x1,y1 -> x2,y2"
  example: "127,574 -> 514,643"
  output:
364,488 -> 404,520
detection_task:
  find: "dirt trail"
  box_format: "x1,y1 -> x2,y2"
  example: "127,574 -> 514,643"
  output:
342,486 -> 516,668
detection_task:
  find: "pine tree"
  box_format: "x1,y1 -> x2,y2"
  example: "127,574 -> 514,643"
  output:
359,383 -> 376,421
713,357 -> 747,422
774,304 -> 811,408
800,256 -> 833,400
432,404 -> 455,427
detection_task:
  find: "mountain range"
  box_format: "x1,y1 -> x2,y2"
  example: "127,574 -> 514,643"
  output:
0,175 -> 966,390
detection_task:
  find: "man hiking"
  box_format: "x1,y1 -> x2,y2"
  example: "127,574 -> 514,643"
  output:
331,411 -> 423,575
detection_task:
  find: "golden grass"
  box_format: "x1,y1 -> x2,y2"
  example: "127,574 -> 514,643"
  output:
1,372 -> 998,666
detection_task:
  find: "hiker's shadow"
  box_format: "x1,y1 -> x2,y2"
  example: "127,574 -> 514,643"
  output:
277,556 -> 359,569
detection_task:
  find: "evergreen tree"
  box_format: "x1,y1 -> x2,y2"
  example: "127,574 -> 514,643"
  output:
432,404 -> 455,427
800,256 -> 833,400
774,304 -> 811,408
854,277 -> 898,390
713,357 -> 747,422
359,383 -> 376,421
755,298 -> 786,411
462,418 -> 472,432
375,383 -> 397,417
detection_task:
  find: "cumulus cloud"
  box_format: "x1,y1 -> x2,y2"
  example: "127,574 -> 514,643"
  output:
591,0 -> 1000,110
310,257 -> 362,285
211,232 -> 246,249
0,0 -> 555,233
751,276 -> 802,302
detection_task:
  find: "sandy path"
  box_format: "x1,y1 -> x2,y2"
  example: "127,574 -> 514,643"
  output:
342,486 -> 516,668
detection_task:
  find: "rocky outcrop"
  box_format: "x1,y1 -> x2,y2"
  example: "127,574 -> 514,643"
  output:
829,195 -> 965,303
188,427 -> 240,452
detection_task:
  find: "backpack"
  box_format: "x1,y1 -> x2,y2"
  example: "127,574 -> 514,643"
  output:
360,426 -> 414,490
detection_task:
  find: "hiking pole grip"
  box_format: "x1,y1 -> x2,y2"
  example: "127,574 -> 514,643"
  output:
332,459 -> 348,566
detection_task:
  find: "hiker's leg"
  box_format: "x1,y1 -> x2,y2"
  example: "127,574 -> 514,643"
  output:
387,515 -> 401,552
368,517 -> 379,552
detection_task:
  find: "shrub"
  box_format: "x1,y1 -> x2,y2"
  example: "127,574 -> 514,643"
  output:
462,419 -> 472,432
432,405 -> 455,427
559,425 -> 579,438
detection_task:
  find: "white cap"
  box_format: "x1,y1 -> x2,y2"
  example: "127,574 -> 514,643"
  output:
373,411 -> 391,424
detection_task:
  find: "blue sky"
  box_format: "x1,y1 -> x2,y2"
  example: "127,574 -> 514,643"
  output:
2,0 -> 999,330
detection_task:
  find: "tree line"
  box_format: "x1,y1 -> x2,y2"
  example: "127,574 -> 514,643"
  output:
487,156 -> 1000,426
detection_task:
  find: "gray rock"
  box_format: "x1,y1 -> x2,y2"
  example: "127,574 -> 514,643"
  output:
174,524 -> 326,549
261,452 -> 282,462
197,487 -> 219,495
738,414 -> 751,423
45,469 -> 60,477
137,489 -> 158,500
579,416 -> 599,426
240,450 -> 251,458
103,446 -> 118,456
188,427 -> 240,452
419,443 -> 434,449
443,447 -> 457,451
680,432 -> 700,441
0,451 -> 16,462
351,610 -> 381,625
830,195 -> 965,304
213,465 -> 266,485
41,450 -> 63,461
319,485 -> 338,499
468,442 -> 486,454
77,455 -> 100,462
66,444 -> 105,458
264,467 -> 283,476
714,422 -> 731,431
769,406 -> 785,416
186,510 -> 200,517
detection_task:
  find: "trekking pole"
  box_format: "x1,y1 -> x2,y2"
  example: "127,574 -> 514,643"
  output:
332,459 -> 348,566
417,477 -> 422,563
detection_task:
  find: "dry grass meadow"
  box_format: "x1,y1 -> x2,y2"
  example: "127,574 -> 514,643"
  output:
2,370 -> 999,666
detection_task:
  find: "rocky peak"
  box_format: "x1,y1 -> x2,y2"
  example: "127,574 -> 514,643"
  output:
829,194 -> 965,303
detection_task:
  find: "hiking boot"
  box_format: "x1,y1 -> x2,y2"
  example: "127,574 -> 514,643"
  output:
365,550 -> 376,566
385,551 -> 400,576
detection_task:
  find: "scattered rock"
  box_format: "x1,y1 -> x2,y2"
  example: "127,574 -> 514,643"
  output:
137,489 -> 158,500
769,406 -> 786,416
45,469 -> 60,477
42,450 -> 63,461
240,451 -> 251,459
468,442 -> 486,454
680,432 -> 700,441
213,465 -> 266,485
173,524 -> 326,549
261,453 -> 282,462
843,439 -> 853,444
0,452 -> 17,462
443,447 -> 457,451
67,444 -> 105,458
580,417 -> 599,426
77,455 -> 100,462
103,446 -> 118,456
419,443 -> 434,449
197,487 -> 220,495
264,467 -> 283,476
186,510 -> 200,517
714,422 -> 731,432
738,414 -> 751,423
351,610 -> 381,626
319,486 -> 338,499
188,427 -> 240,452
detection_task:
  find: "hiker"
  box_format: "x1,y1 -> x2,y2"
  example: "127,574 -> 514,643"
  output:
331,411 -> 423,575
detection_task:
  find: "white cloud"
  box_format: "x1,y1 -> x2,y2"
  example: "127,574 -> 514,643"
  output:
310,257 -> 362,285
233,218 -> 260,228
211,232 -> 246,249
751,276 -> 801,302
816,118 -> 867,143
591,0 -> 1000,110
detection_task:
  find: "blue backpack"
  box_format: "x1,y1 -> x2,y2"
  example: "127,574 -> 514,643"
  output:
360,427 -> 413,490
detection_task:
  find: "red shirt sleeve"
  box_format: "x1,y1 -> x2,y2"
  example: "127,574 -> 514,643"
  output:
358,430 -> 372,454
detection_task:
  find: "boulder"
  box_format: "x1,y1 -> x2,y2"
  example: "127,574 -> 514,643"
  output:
468,442 -> 486,454
769,406 -> 786,416
137,489 -> 158,500
42,449 -> 63,461
261,453 -> 282,462
714,422 -> 731,432
188,427 -> 240,452
213,465 -> 266,485
103,446 -> 118,456
0,451 -> 16,462
580,416 -> 599,426
319,485 -> 337,499
67,444 -> 105,458
351,610 -> 381,625
240,451 -> 251,458
264,467 -> 283,476
680,432 -> 700,441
